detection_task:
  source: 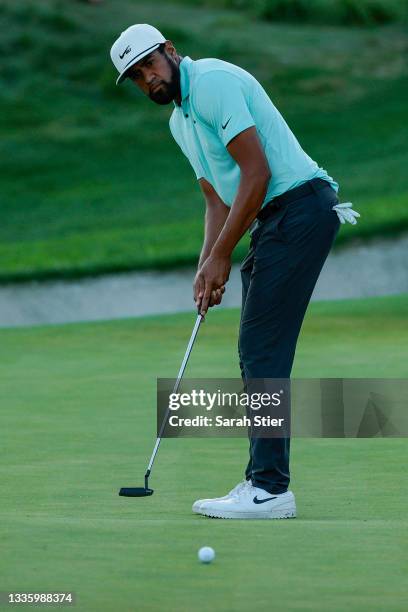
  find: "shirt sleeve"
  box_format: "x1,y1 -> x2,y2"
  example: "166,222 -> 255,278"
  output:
169,115 -> 205,180
192,71 -> 256,147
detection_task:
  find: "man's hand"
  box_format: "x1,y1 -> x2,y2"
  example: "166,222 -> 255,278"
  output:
193,254 -> 231,315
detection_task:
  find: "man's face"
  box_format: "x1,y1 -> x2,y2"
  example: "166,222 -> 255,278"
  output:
126,45 -> 180,105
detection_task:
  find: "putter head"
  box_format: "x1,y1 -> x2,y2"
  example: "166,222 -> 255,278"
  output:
119,487 -> 154,497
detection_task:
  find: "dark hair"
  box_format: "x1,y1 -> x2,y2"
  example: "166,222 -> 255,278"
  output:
157,43 -> 166,54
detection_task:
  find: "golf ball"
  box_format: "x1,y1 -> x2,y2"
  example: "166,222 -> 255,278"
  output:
198,546 -> 215,564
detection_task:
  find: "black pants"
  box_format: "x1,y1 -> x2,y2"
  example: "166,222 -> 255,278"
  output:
238,178 -> 340,494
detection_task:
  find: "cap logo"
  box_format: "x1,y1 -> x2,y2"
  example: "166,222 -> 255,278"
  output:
119,45 -> 131,60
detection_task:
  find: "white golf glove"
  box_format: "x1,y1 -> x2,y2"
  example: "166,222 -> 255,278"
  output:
332,202 -> 360,225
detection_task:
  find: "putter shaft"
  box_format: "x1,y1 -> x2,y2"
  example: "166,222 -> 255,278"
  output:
146,313 -> 203,474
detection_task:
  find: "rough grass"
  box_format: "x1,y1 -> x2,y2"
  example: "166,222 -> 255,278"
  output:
0,0 -> 407,281
175,0 -> 408,26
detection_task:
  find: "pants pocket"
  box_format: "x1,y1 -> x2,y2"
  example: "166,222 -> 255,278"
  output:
257,206 -> 291,245
316,185 -> 340,213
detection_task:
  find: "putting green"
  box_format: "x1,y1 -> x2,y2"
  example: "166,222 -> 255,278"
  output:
1,295 -> 407,611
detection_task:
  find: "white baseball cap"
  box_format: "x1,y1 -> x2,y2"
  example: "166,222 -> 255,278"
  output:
110,24 -> 166,85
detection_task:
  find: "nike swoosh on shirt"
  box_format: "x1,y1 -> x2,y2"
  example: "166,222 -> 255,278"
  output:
253,496 -> 278,504
222,116 -> 232,130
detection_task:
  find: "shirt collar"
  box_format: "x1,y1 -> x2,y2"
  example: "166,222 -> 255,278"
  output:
175,56 -> 193,110
180,56 -> 193,101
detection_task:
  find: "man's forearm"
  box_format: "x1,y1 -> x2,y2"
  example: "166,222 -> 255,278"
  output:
211,172 -> 269,258
198,204 -> 230,268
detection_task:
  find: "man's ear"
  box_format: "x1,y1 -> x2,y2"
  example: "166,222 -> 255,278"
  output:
164,40 -> 177,58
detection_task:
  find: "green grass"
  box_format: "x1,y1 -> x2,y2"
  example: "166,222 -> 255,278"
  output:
1,294 -> 407,610
0,0 -> 408,282
175,0 -> 408,26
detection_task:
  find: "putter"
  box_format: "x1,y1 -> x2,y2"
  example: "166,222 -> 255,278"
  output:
119,313 -> 204,497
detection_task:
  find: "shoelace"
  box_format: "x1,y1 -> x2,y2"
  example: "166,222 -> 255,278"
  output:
234,480 -> 254,499
228,480 -> 249,498
244,482 -> 256,498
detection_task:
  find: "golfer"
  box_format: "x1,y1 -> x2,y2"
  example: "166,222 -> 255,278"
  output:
111,24 -> 359,519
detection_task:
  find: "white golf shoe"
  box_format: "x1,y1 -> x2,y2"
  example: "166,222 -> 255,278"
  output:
196,481 -> 296,519
192,479 -> 249,514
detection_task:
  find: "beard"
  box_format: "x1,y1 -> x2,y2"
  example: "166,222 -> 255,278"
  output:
148,54 -> 181,105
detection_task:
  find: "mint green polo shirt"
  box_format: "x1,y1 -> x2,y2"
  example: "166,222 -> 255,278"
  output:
169,56 -> 338,208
